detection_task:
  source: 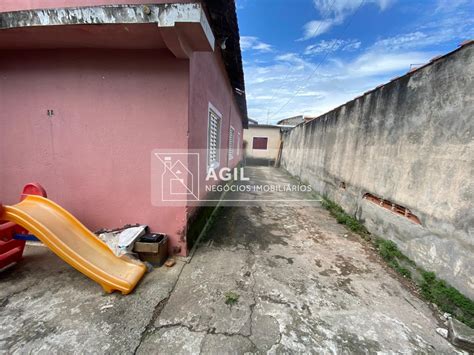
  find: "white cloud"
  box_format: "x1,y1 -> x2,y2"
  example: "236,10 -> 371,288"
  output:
347,51 -> 433,77
300,0 -> 395,40
435,0 -> 470,12
253,42 -> 272,52
240,36 -> 273,52
372,18 -> 474,52
243,0 -> 473,123
275,53 -> 308,66
300,19 -> 336,40
372,0 -> 473,52
295,91 -> 326,98
236,0 -> 250,10
371,32 -> 428,51
244,47 -> 435,123
313,0 -> 394,17
305,39 -> 361,55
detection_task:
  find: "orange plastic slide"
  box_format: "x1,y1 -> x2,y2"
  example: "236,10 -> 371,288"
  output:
0,195 -> 146,294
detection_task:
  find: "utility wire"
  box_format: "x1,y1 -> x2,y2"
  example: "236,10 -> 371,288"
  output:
264,0 -> 337,121
269,0 -> 367,122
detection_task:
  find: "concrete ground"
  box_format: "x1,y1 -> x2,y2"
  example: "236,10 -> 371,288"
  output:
0,167 -> 459,354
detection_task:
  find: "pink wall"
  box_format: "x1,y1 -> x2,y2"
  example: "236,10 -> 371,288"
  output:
0,1 -> 246,255
0,0 -> 194,12
0,49 -> 190,254
188,48 -> 244,203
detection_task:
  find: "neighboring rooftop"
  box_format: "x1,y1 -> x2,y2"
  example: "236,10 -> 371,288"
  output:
247,124 -> 280,129
203,0 -> 248,127
277,115 -> 316,127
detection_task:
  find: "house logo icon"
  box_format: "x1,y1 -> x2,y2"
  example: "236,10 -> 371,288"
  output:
153,152 -> 200,203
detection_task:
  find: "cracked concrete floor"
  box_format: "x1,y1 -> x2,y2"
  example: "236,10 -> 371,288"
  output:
0,167 -> 458,354
0,245 -> 186,354
137,167 -> 457,354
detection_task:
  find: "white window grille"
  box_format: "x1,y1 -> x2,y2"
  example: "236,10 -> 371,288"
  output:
208,108 -> 221,169
237,132 -> 241,156
228,127 -> 235,161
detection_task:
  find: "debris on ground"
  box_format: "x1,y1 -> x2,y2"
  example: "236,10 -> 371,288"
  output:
96,231 -> 120,255
448,318 -> 474,352
100,304 -> 114,312
164,258 -> 176,267
117,225 -> 147,253
436,328 -> 448,338
0,168 -> 465,353
96,224 -> 147,256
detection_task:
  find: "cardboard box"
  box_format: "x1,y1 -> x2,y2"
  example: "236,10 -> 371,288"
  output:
133,233 -> 168,266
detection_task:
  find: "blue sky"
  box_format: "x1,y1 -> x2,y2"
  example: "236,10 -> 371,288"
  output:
236,0 -> 473,123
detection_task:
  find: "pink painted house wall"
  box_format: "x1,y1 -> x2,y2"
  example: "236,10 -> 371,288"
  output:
0,1 -> 246,256
0,49 -> 190,253
188,49 -> 244,203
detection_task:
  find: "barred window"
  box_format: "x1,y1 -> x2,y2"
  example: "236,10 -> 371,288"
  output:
237,132 -> 241,156
208,108 -> 221,169
252,137 -> 268,150
228,127 -> 235,161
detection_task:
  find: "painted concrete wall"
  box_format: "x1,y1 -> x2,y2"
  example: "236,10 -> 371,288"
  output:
281,44 -> 474,298
188,49 -> 244,202
243,126 -> 281,161
0,0 -> 192,12
0,49 -> 190,254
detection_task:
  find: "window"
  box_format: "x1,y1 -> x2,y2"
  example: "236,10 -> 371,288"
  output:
236,132 -> 241,156
252,137 -> 268,150
207,107 -> 221,169
228,127 -> 235,161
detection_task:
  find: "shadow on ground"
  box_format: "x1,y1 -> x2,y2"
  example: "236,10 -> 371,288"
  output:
0,167 -> 457,354
137,167 -> 456,354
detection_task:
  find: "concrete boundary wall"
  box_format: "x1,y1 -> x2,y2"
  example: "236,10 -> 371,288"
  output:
281,43 -> 474,299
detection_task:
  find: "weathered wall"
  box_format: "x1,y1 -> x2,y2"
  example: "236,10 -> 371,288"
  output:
184,47 -> 244,249
243,126 -> 281,161
0,0 -> 193,12
188,49 -> 244,200
281,44 -> 474,298
0,49 -> 189,254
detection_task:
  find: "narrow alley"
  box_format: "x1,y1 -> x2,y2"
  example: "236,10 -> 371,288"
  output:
0,1 -> 472,354
1,167 -> 456,354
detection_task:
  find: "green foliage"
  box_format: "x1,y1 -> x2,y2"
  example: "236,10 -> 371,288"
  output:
387,259 -> 412,279
295,193 -> 474,328
321,198 -> 369,236
373,239 -> 416,280
397,267 -> 412,279
321,198 -> 344,214
224,291 -> 240,306
376,239 -> 404,261
420,272 -> 474,328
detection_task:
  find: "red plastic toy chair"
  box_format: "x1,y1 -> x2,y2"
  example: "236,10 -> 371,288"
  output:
0,183 -> 47,270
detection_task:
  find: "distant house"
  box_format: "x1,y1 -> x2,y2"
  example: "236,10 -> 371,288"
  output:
0,0 -> 248,256
244,116 -> 311,165
277,115 -> 315,127
243,124 -> 281,166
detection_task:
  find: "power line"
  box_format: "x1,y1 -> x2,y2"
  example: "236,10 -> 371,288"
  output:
268,0 -> 367,122
264,0 -> 337,121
